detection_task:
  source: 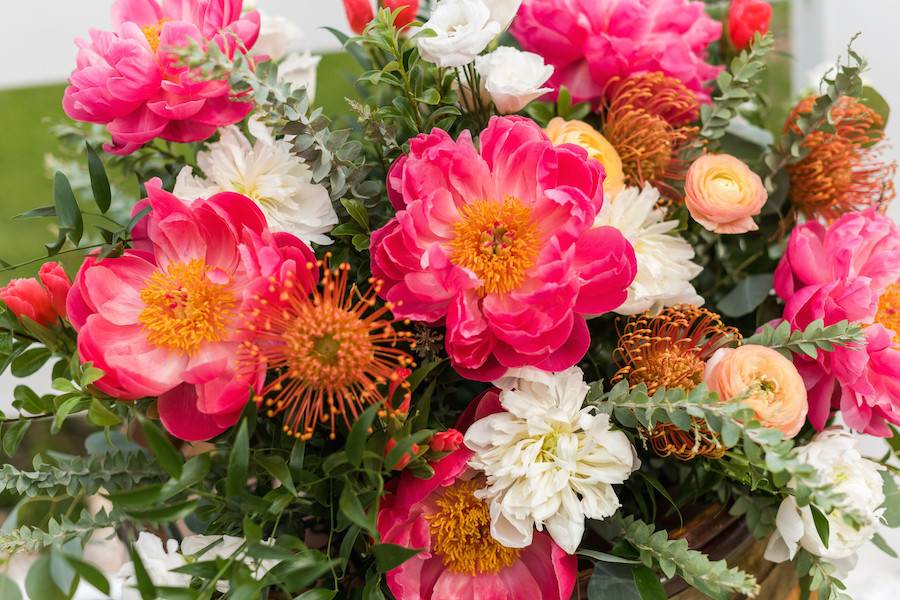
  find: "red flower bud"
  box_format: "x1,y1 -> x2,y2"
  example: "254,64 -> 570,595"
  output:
385,438 -> 419,470
38,262 -> 72,319
383,0 -> 419,29
0,262 -> 70,327
430,429 -> 463,453
342,0 -> 375,35
728,0 -> 772,51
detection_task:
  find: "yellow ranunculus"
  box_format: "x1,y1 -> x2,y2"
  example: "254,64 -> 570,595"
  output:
545,117 -> 625,200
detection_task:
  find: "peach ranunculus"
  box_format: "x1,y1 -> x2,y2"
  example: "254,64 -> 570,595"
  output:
684,154 -> 767,234
545,117 -> 625,199
704,345 -> 808,438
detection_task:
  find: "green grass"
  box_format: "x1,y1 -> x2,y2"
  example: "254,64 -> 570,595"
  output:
0,53 -> 360,284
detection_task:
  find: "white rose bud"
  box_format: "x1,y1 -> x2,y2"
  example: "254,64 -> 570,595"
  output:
764,429 -> 886,576
417,0 -> 501,68
475,46 -> 553,114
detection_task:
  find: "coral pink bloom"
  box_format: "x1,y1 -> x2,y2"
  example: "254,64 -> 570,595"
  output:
370,116 -> 636,381
377,447 -> 577,600
774,210 -> 900,436
0,262 -> 72,327
63,0 -> 261,155
510,0 -> 722,104
67,178 -> 312,441
341,0 -> 375,34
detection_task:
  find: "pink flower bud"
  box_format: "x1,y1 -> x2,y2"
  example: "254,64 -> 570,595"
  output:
383,0 -> 419,28
38,262 -> 72,319
385,438 -> 419,471
0,277 -> 58,326
728,0 -> 772,51
342,0 -> 375,34
430,429 -> 463,453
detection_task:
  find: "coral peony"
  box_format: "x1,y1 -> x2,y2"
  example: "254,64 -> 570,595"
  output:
545,117 -> 624,199
728,0 -> 772,51
510,0 -> 722,104
377,448 -> 577,600
67,179 -> 312,441
774,210 -> 900,435
63,0 -> 261,155
0,262 -> 71,327
370,116 -> 637,381
685,154 -> 767,234
705,345 -> 808,438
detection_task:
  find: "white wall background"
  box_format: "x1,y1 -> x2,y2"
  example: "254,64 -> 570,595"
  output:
1,2 -> 899,597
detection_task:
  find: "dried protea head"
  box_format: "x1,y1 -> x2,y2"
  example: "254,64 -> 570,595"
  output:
600,72 -> 700,197
614,305 -> 740,461
786,95 -> 896,221
613,305 -> 741,395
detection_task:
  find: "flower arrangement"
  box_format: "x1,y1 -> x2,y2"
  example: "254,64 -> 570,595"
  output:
0,1 -> 897,599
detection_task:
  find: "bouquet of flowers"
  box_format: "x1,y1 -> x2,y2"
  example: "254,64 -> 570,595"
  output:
1,0 -> 898,598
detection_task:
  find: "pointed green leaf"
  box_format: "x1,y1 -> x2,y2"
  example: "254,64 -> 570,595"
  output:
86,143 -> 112,213
53,171 -> 83,245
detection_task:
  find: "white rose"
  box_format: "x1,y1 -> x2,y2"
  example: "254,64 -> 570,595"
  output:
465,367 -> 640,554
417,0 -> 501,67
764,429 -> 885,575
485,0 -> 522,30
111,533 -> 189,600
474,46 -> 552,114
278,51 -> 322,101
255,12 -> 301,61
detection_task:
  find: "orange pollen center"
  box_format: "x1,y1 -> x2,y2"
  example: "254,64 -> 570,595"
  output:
876,282 -> 900,338
449,197 -> 539,296
139,259 -> 236,355
141,19 -> 168,53
427,479 -> 520,575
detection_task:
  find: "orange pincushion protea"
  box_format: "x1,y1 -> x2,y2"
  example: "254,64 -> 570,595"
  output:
601,72 -> 700,198
613,305 -> 741,460
238,255 -> 416,440
786,95 -> 896,221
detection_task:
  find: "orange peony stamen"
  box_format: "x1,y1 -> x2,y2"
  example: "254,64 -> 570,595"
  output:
786,95 -> 896,222
141,20 -> 169,54
426,478 -> 521,575
139,259 -> 237,355
449,196 -> 541,296
876,282 -> 900,339
601,72 -> 700,199
238,255 -> 415,440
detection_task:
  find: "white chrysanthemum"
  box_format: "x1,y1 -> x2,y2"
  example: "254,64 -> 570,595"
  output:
764,429 -> 885,576
594,185 -> 703,315
174,124 -> 338,246
464,367 -> 639,554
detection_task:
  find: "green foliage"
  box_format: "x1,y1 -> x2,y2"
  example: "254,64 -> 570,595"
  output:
614,515 -> 760,599
0,508 -> 118,554
762,35 -> 868,206
744,319 -> 866,359
717,272 -> 774,317
0,449 -> 165,498
700,32 -> 775,146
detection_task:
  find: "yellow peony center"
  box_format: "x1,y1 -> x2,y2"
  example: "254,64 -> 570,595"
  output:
449,197 -> 540,296
427,479 -> 520,575
141,20 -> 168,53
876,282 -> 900,339
139,259 -> 236,355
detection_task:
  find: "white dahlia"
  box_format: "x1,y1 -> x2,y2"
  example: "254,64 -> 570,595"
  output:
464,367 -> 639,554
174,124 -> 338,246
594,185 -> 703,315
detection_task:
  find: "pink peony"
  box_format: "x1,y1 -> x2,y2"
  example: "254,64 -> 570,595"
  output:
376,447 -> 577,600
370,116 -> 636,381
510,0 -> 722,105
0,262 -> 72,327
63,0 -> 261,155
67,178 -> 313,441
774,210 -> 900,436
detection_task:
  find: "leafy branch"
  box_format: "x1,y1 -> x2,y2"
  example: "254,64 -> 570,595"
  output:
762,35 -> 867,198
700,32 -> 775,146
0,508 -> 119,554
0,450 -> 165,498
744,319 -> 865,359
589,382 -> 867,524
615,515 -> 760,599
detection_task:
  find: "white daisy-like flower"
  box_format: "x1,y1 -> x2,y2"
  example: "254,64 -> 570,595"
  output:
174,124 -> 338,246
594,184 -> 704,315
464,366 -> 639,554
